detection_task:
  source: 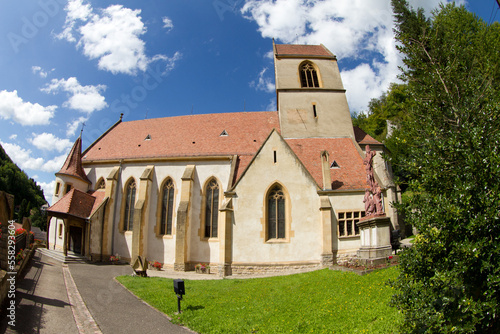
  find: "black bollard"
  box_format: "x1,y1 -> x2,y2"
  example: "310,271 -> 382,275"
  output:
173,279 -> 185,314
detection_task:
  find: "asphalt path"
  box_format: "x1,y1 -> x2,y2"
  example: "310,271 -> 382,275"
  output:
68,261 -> 193,334
0,252 -> 79,333
1,251 -> 193,334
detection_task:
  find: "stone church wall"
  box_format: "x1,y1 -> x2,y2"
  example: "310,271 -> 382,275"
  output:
232,131 -> 323,266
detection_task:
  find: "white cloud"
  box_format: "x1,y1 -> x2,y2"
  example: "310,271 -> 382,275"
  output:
42,154 -> 69,173
162,17 -> 173,31
242,0 -> 458,113
57,0 -> 92,43
67,116 -> 89,137
9,134 -> 17,140
38,181 -> 56,205
0,90 -> 56,126
31,66 -> 53,78
1,141 -> 44,170
57,1 -> 179,76
250,67 -> 275,93
42,77 -> 107,114
164,51 -> 182,73
0,141 -> 68,173
78,5 -> 149,75
29,133 -> 73,152
265,98 -> 277,111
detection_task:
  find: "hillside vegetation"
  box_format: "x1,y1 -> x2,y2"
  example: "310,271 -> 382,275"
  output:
0,144 -> 47,228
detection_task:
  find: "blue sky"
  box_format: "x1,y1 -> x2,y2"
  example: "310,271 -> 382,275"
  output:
0,0 -> 498,204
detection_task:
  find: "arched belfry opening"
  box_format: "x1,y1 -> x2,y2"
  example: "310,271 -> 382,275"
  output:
299,61 -> 320,88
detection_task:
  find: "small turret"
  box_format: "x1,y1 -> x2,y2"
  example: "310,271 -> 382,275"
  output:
52,136 -> 90,204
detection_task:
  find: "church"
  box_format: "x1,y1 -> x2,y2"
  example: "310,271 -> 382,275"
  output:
47,42 -> 399,276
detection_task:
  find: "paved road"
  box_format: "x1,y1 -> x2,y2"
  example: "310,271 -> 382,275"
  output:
1,250 -> 193,334
68,261 -> 192,334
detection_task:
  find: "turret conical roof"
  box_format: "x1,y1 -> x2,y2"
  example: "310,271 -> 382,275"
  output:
56,136 -> 91,184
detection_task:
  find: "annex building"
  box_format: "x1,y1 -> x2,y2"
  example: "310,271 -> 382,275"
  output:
47,43 -> 399,276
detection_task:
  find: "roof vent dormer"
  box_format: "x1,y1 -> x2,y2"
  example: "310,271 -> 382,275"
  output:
330,160 -> 340,169
145,134 -> 151,140
220,130 -> 228,137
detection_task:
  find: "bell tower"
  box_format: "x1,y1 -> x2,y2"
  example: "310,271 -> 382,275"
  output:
273,42 -> 355,139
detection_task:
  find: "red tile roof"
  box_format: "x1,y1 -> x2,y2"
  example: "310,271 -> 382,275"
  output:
286,138 -> 367,190
57,137 -> 91,184
83,112 -> 280,162
81,111 -> 376,192
275,44 -> 334,57
88,189 -> 106,216
353,126 -> 381,145
47,188 -> 96,220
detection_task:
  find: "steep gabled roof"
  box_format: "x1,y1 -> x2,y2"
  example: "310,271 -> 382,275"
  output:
82,112 -> 280,161
57,137 -> 91,184
286,138 -> 367,190
47,188 -> 96,220
81,112 -> 375,192
353,126 -> 381,146
230,129 -> 367,191
88,189 -> 107,217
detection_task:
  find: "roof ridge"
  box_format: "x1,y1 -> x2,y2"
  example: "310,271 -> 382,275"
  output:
118,110 -> 277,124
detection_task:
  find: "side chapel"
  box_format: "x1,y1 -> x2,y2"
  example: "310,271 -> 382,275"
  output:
47,43 -> 399,276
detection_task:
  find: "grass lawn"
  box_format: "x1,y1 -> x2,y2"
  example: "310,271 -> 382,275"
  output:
117,267 -> 401,333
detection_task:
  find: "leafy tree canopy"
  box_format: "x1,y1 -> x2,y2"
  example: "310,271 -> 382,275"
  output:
389,1 -> 500,333
352,82 -> 410,142
0,144 -> 47,227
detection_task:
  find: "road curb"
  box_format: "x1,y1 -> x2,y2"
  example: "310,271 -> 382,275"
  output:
62,264 -> 102,334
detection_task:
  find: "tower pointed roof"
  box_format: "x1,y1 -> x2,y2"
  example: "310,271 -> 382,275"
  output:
57,136 -> 91,184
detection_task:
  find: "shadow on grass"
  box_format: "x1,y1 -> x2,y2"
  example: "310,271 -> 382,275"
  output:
186,305 -> 205,311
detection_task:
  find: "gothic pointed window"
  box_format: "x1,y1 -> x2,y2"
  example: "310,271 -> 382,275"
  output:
124,180 -> 136,231
160,179 -> 175,235
204,179 -> 219,238
267,184 -> 286,239
97,178 -> 106,189
300,62 -> 320,88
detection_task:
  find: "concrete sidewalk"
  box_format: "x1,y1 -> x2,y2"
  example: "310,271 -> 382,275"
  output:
1,250 -> 193,334
0,251 -> 79,333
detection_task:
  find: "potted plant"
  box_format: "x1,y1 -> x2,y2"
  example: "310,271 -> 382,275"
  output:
195,263 -> 210,274
150,261 -> 162,270
109,254 -> 121,264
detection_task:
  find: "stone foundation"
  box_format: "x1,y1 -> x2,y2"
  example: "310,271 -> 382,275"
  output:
230,263 -> 321,276
320,253 -> 335,266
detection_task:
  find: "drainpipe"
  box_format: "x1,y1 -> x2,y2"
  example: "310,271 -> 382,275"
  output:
110,160 -> 123,256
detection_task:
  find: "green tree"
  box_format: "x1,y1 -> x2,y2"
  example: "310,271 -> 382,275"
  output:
389,1 -> 500,333
30,207 -> 47,231
352,83 -> 413,188
352,83 -> 410,142
0,144 -> 47,225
